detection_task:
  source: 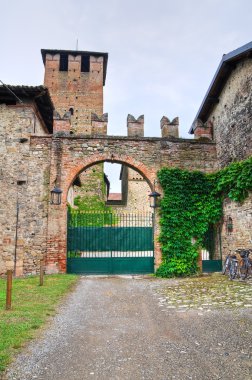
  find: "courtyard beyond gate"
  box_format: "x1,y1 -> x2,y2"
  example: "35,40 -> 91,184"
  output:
67,211 -> 154,274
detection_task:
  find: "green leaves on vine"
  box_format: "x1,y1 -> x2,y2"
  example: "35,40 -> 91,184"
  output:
156,156 -> 252,277
209,156 -> 252,202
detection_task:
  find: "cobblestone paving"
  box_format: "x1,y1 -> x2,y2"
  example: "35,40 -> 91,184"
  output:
153,273 -> 252,314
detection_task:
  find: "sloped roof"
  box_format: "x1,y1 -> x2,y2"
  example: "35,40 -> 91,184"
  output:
189,41 -> 252,134
41,49 -> 108,85
0,84 -> 54,133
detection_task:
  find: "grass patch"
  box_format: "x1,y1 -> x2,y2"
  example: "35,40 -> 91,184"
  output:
0,274 -> 78,373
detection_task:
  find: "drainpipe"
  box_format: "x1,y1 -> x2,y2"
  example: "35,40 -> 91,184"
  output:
14,180 -> 26,276
14,193 -> 19,276
218,225 -> 222,260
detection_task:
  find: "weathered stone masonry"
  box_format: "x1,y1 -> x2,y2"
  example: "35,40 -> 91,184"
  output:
0,100 -> 217,275
0,42 -> 251,275
43,134 -> 217,273
190,42 -> 252,259
0,101 -> 52,276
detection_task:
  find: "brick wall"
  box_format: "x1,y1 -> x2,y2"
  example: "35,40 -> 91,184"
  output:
44,53 -> 104,134
43,134 -> 217,273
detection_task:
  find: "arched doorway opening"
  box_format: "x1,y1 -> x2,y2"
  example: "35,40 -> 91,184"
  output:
67,161 -> 152,213
65,159 -> 155,275
64,156 -> 155,202
46,153 -> 161,275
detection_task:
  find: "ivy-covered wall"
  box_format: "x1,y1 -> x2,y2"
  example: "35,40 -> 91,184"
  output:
157,156 -> 252,277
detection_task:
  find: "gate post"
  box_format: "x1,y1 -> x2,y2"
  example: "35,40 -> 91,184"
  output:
198,249 -> 203,272
46,202 -> 67,274
153,211 -> 162,270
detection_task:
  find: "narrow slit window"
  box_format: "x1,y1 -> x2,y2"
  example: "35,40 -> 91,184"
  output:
81,56 -> 90,72
59,54 -> 68,71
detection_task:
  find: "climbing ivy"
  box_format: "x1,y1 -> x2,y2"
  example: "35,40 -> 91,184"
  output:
156,168 -> 222,277
156,156 -> 252,277
209,156 -> 252,202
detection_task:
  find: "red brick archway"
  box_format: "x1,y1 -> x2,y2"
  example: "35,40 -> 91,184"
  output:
46,153 -> 161,274
62,152 -> 157,204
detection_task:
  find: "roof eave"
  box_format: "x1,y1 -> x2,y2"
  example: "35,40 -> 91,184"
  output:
41,49 -> 108,85
189,41 -> 252,134
0,85 -> 54,133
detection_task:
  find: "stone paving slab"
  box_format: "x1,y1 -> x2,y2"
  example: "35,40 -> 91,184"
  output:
153,273 -> 252,313
3,274 -> 252,380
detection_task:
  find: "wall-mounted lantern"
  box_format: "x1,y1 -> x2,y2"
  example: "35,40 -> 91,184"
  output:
149,190 -> 161,208
50,186 -> 62,205
149,179 -> 161,209
149,183 -> 161,209
226,216 -> 233,233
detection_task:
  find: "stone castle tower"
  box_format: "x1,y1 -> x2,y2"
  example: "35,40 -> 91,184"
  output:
41,49 -> 109,208
41,49 -> 108,134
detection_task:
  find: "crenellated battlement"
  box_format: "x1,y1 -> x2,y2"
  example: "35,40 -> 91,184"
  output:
160,116 -> 179,138
127,114 -> 144,137
193,119 -> 213,140
91,113 -> 108,135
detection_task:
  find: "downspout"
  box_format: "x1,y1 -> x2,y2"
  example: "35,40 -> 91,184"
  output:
13,196 -> 19,276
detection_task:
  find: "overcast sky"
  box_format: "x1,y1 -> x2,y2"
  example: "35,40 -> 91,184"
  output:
1,0 -> 251,191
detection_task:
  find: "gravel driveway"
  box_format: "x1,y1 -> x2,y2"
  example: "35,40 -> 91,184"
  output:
4,275 -> 252,380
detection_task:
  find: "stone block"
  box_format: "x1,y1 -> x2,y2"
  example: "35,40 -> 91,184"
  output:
127,114 -> 144,137
91,113 -> 108,135
161,116 -> 179,138
193,119 -> 213,140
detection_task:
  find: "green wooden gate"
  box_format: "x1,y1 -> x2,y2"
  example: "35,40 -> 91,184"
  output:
202,225 -> 222,272
67,211 -> 154,275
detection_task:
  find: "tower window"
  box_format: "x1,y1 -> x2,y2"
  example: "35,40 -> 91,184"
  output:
81,56 -> 90,72
69,108 -> 74,115
59,54 -> 68,71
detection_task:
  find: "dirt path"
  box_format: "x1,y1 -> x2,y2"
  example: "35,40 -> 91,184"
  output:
5,276 -> 252,380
